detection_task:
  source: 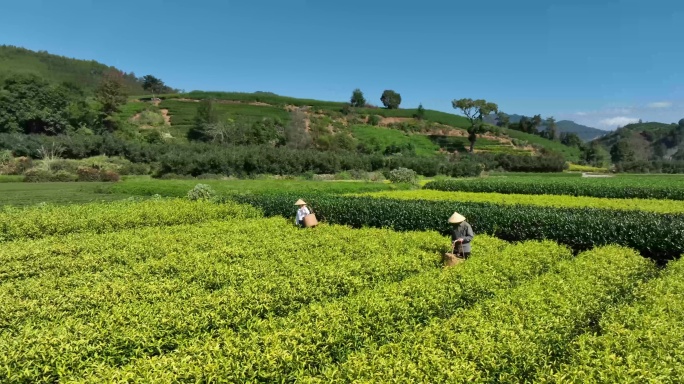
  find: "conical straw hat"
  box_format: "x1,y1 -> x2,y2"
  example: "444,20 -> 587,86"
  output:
294,199 -> 307,206
448,212 -> 466,224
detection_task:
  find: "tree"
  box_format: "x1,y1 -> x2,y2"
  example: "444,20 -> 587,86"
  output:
414,103 -> 425,120
543,117 -> 558,140
451,98 -> 498,152
142,75 -> 165,98
610,139 -> 636,163
187,99 -> 219,141
496,112 -> 510,128
0,74 -> 71,135
380,90 -> 401,109
95,70 -> 128,131
581,141 -> 609,167
350,88 -> 366,108
531,114 -> 543,132
679,118 -> 684,128
560,132 -> 583,148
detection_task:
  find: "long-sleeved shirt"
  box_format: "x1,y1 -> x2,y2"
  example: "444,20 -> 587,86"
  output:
450,222 -> 474,253
296,206 -> 311,224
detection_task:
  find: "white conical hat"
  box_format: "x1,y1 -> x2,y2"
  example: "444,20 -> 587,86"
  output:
448,212 -> 465,224
294,199 -> 307,206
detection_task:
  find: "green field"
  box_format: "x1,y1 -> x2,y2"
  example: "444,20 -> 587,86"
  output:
351,125 -> 440,156
0,182 -> 131,207
159,99 -> 291,126
1,197 -> 682,382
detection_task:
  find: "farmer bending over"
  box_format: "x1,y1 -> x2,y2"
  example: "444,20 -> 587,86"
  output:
294,199 -> 310,227
448,211 -> 474,259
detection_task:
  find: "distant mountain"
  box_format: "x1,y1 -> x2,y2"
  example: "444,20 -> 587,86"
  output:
483,113 -> 607,141
0,45 -> 146,94
555,120 -> 608,141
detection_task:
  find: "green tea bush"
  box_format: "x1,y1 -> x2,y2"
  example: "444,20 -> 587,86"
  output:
330,245 -> 657,382
234,193 -> 684,261
424,176 -> 684,200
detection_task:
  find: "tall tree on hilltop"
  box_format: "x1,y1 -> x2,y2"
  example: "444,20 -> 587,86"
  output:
142,75 -> 165,99
452,98 -> 499,152
95,70 -> 127,131
414,103 -> 426,120
380,90 -> 401,109
350,88 -> 366,108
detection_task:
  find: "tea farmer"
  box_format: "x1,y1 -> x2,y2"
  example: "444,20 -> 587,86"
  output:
448,212 -> 474,259
294,199 -> 311,227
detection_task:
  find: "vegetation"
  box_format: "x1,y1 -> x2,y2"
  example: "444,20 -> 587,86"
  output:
0,214 -> 446,382
328,245 -> 656,382
361,189 -> 684,214
424,175 -> 684,200
236,192 -> 684,261
349,88 -> 365,108
0,198 -> 260,242
380,89 -> 401,109
537,256 -> 684,382
451,98 -> 499,152
82,238 -> 570,382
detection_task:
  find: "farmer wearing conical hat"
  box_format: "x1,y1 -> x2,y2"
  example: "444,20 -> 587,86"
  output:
448,212 -> 474,259
294,199 -> 310,227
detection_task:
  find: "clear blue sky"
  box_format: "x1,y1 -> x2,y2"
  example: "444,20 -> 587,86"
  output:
2,0 -> 683,129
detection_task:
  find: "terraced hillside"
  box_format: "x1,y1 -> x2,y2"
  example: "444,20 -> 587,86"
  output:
126,92 -> 574,159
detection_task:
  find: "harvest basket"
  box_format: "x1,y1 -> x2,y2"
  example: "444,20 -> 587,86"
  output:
443,243 -> 465,267
303,213 -> 318,227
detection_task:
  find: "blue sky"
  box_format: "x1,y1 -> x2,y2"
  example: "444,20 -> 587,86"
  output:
2,0 -> 682,130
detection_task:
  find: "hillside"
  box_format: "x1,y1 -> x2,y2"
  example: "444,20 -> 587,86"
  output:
484,113 -> 607,141
127,92 -> 575,159
0,45 -> 145,94
595,121 -> 684,160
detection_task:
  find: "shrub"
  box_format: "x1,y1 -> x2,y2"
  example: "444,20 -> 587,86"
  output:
22,168 -> 53,182
100,170 -> 121,182
187,183 -> 216,201
77,166 -> 101,182
0,150 -> 11,165
52,170 -> 78,182
388,167 -> 417,184
368,115 -> 381,126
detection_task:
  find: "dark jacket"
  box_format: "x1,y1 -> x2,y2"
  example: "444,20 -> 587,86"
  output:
450,222 -> 474,254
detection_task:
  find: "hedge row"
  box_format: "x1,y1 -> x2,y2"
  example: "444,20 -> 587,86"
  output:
328,245 -> 657,382
233,193 -> 684,261
424,177 -> 684,200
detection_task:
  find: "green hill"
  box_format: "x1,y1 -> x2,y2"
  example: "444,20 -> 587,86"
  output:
594,121 -> 684,160
0,45 -> 145,94
132,92 -> 578,159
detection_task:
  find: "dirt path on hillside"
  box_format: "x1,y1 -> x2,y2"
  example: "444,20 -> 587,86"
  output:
160,109 -> 171,125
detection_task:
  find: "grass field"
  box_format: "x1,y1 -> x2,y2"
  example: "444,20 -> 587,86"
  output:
351,125 -> 440,156
0,178 -> 409,207
0,182 -> 131,207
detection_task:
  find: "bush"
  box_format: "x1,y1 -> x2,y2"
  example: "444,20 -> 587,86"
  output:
388,167 -> 417,184
52,170 -> 78,182
368,115 -> 381,126
23,168 -> 53,182
77,167 -> 101,182
187,183 -> 216,201
100,170 -> 121,182
0,150 -> 11,165
234,193 -> 684,262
